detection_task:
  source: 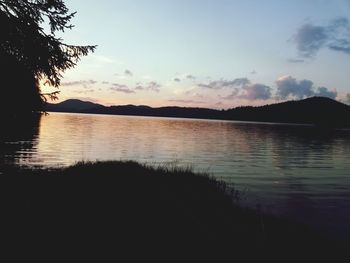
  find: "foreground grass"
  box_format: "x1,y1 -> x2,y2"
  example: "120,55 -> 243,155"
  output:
0,161 -> 343,261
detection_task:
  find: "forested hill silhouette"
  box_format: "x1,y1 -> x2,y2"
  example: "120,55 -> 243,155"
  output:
226,97 -> 350,127
46,97 -> 350,128
45,99 -> 104,112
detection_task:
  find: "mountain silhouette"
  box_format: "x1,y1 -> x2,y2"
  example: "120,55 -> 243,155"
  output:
226,97 -> 350,127
45,99 -> 104,112
45,97 -> 350,128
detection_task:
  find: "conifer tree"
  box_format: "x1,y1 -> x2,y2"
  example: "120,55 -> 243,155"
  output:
0,0 -> 96,113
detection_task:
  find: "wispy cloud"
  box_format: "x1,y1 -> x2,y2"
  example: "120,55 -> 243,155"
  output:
135,85 -> 143,91
174,78 -> 181,82
135,81 -> 161,92
110,83 -> 135,94
111,87 -> 135,94
293,17 -> 350,58
73,89 -> 95,94
147,81 -> 161,92
231,78 -> 251,86
198,78 -> 250,89
168,99 -> 205,104
186,74 -> 196,80
61,80 -> 97,87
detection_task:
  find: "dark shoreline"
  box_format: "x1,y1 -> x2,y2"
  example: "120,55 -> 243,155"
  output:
0,161 -> 345,260
45,96 -> 350,128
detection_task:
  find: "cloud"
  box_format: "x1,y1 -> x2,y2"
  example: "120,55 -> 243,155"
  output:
223,89 -> 240,100
250,70 -> 257,75
111,87 -> 135,94
276,76 -> 314,99
240,84 -> 272,100
186,75 -> 196,80
102,81 -> 110,85
184,90 -> 205,98
125,69 -> 133,77
200,77 -> 270,101
198,78 -> 250,89
294,23 -> 328,57
168,99 -> 205,104
174,78 -> 181,82
73,89 -> 95,94
232,78 -> 251,86
346,94 -> 350,104
135,81 -> 161,92
61,80 -> 98,88
328,41 -> 350,54
61,81 -> 80,87
340,93 -> 350,104
135,85 -> 144,91
223,83 -> 272,101
293,17 -> 350,57
327,17 -> 350,54
147,81 -> 161,92
110,83 -> 135,94
276,76 -> 337,100
197,83 -> 215,89
314,87 -> 337,99
111,83 -> 128,88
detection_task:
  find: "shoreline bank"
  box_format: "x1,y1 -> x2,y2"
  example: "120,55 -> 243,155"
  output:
0,161 -> 345,260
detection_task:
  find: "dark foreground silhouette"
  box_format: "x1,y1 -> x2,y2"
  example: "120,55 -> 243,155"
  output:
0,0 -> 95,115
46,96 -> 350,128
0,161 -> 345,261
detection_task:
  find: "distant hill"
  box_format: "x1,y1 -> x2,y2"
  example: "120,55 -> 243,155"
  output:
226,97 -> 350,127
45,97 -> 350,128
45,99 -> 104,112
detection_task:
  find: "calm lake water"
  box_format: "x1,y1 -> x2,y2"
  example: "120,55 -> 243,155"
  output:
1,112 -> 350,239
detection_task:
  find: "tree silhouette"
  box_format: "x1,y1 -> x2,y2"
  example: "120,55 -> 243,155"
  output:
0,0 -> 96,114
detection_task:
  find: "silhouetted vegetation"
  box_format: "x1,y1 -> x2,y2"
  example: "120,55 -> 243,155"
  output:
47,96 -> 350,128
0,161 -> 344,261
0,0 -> 95,115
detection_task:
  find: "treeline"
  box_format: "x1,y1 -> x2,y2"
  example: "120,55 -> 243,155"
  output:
46,96 -> 350,128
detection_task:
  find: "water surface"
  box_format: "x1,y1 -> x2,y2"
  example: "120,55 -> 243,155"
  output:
1,112 -> 350,239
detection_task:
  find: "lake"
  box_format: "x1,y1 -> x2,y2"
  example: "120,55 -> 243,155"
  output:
1,112 -> 350,239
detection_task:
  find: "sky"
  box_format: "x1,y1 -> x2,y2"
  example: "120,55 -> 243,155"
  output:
42,0 -> 350,108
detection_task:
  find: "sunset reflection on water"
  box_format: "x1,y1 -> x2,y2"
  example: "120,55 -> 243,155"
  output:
1,112 -> 350,239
